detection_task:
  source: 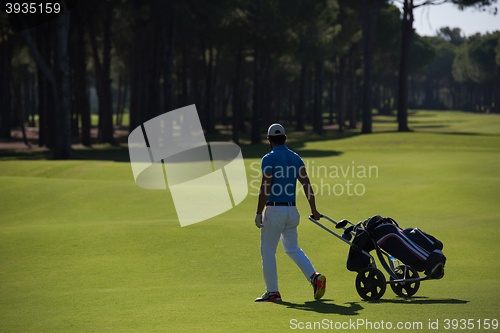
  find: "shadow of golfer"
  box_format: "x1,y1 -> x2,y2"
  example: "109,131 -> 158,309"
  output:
367,297 -> 468,305
275,299 -> 363,315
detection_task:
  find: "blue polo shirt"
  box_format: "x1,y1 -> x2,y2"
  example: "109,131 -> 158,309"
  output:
261,145 -> 305,202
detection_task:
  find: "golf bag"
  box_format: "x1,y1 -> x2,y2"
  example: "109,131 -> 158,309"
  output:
345,225 -> 374,272
364,216 -> 446,277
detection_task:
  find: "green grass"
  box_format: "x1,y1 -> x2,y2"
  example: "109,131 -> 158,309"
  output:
1,110 -> 500,332
372,109 -> 500,135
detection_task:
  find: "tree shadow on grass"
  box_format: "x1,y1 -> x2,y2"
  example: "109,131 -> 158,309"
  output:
71,146 -> 131,162
240,146 -> 343,160
236,132 -> 355,159
275,299 -> 363,315
0,130 -> 348,161
0,149 -> 52,161
0,145 -> 132,162
435,131 -> 500,137
367,297 -> 469,305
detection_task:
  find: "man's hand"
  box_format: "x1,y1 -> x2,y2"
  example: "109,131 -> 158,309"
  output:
255,214 -> 264,228
310,209 -> 321,221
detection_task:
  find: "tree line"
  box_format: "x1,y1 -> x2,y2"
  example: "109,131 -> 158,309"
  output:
0,0 -> 498,159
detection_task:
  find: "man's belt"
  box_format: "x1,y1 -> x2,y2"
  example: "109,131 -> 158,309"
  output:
266,202 -> 296,206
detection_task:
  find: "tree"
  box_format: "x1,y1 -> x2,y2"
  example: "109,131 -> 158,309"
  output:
0,17 -> 13,139
374,4 -> 401,115
452,32 -> 500,112
421,34 -> 457,109
163,3 -> 175,116
437,26 -> 465,46
190,0 -> 230,135
33,19 -> 53,148
332,0 -> 359,132
336,3 -> 363,129
397,0 -> 414,131
17,9 -> 72,158
222,2 -> 253,144
235,0 -> 329,143
70,4 -> 91,146
359,0 -> 385,134
309,0 -> 339,134
396,0 -> 497,132
88,0 -> 115,144
407,34 -> 436,108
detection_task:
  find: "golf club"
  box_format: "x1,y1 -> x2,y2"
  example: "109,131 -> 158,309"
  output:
335,219 -> 353,229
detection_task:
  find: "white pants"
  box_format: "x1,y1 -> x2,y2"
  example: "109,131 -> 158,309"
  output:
260,206 -> 316,292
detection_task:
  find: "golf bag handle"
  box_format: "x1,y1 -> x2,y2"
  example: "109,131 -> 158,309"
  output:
307,215 -> 376,267
312,214 -> 353,232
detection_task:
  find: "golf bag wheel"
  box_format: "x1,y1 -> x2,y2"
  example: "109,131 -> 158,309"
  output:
355,267 -> 387,301
390,265 -> 420,297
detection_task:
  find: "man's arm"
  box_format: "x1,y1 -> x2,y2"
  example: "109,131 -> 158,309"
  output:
255,172 -> 272,228
257,172 -> 273,214
298,166 -> 321,220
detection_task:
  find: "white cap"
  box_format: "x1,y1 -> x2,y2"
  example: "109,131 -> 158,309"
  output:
267,123 -> 285,136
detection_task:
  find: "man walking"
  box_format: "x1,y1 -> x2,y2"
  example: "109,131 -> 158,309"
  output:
254,123 -> 326,302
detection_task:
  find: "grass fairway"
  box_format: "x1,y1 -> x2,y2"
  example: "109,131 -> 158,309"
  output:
1,110 -> 499,332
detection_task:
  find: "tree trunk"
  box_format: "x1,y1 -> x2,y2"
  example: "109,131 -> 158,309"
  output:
397,0 -> 413,132
32,73 -> 37,127
213,47 -> 222,125
52,11 -> 72,158
307,69 -> 314,125
121,78 -> 129,125
73,8 -> 91,146
0,39 -> 12,139
34,24 -> 50,147
494,75 -> 500,113
313,60 -> 324,134
202,39 -> 216,134
27,73 -> 36,127
129,24 -> 142,132
0,25 -> 29,146
468,82 -> 474,112
348,46 -> 357,129
163,16 -> 175,113
221,84 -> 230,127
295,61 -> 307,131
360,0 -> 381,134
70,8 -> 86,142
261,52 -> 272,125
116,72 -> 122,125
240,81 -> 248,133
276,74 -> 282,123
8,60 -> 30,147
89,5 -> 114,144
251,41 -> 263,144
232,42 -> 243,144
328,69 -> 335,126
337,55 -> 347,132
68,21 -> 78,138
146,24 -> 162,121
101,5 -> 114,142
181,42 -> 190,107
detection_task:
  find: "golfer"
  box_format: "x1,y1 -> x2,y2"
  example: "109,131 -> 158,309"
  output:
254,123 -> 326,302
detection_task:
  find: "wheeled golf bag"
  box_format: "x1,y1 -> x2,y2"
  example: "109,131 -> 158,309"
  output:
364,215 -> 446,278
345,225 -> 375,272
